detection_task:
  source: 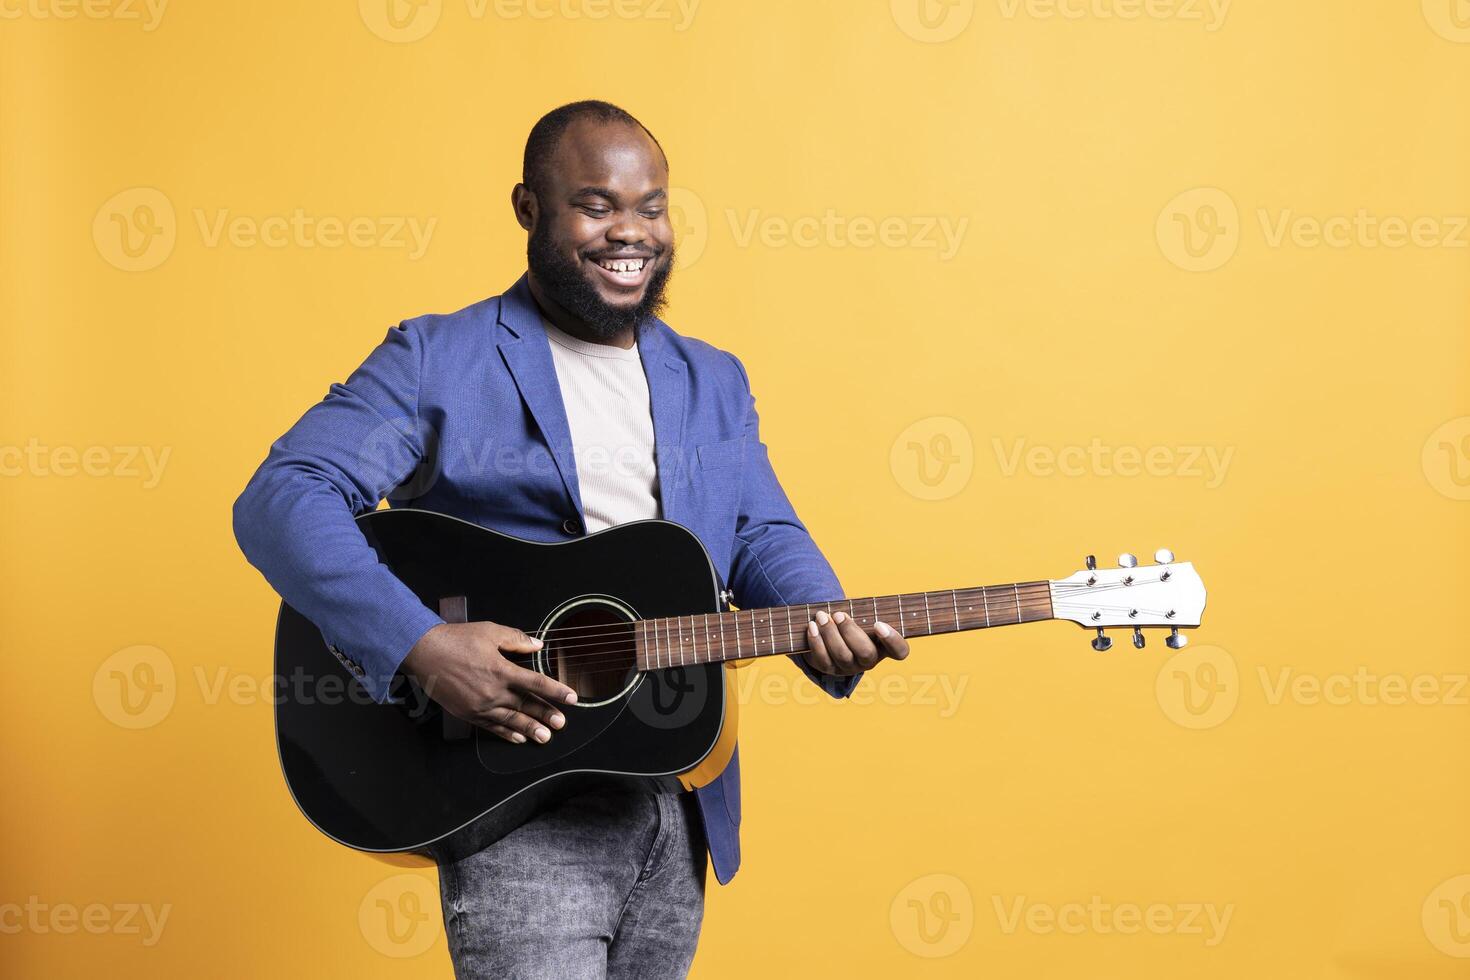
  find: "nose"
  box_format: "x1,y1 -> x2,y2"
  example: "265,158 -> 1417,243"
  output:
606,209 -> 650,248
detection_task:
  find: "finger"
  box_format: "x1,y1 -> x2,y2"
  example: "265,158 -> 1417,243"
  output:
834,611 -> 881,669
486,723 -> 527,745
513,690 -> 567,731
816,610 -> 855,675
484,705 -> 553,743
874,621 -> 910,660
503,660 -> 578,706
803,618 -> 834,674
497,627 -> 545,656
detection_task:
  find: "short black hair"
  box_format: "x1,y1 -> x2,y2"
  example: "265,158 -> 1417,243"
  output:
521,100 -> 666,198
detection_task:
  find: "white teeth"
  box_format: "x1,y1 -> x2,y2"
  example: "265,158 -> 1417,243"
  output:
599,258 -> 645,274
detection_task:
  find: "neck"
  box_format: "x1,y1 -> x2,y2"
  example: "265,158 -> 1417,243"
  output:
526,273 -> 637,350
635,582 -> 1054,669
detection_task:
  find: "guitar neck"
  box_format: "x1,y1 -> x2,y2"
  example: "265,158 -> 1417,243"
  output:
634,583 -> 1054,669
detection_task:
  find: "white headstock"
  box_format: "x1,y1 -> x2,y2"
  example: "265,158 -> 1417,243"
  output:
1049,549 -> 1206,651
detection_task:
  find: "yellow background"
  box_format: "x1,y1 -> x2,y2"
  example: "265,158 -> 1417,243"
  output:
3,1 -> 1468,976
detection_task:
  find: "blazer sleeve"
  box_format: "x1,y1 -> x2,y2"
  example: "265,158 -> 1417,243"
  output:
722,352 -> 862,700
232,321 -> 446,703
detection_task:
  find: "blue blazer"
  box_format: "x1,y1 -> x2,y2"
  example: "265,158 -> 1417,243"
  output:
233,273 -> 859,884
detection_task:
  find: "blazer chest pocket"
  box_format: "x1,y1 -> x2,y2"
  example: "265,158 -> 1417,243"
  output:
686,438 -> 744,522
696,437 -> 745,472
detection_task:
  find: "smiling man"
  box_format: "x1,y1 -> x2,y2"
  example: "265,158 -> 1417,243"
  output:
234,101 -> 909,979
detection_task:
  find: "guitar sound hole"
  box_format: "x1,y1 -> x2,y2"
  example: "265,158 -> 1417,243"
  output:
538,600 -> 640,707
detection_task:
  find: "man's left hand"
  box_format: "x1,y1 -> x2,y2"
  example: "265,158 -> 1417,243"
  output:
802,609 -> 909,677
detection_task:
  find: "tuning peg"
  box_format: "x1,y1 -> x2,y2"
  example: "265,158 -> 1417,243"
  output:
1118,553 -> 1137,568
1132,627 -> 1146,649
1085,555 -> 1097,571
1154,548 -> 1174,564
1165,628 -> 1188,650
1092,629 -> 1113,652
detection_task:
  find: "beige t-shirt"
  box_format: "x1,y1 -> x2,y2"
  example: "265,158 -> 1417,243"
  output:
541,318 -> 662,533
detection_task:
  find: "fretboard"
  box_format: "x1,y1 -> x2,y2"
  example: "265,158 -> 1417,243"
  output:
635,583 -> 1053,669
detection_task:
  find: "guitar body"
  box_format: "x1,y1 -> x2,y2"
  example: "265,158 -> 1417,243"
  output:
274,509 -> 732,863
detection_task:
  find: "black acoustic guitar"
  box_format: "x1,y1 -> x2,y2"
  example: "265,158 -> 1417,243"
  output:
274,509 -> 1206,862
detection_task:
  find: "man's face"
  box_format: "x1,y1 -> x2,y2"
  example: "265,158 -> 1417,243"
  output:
523,119 -> 676,339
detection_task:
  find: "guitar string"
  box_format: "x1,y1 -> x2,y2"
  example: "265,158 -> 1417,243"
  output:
493,598 -> 1178,678
440,580 -> 1163,661
463,577 -> 1144,643
455,581 -> 1175,669
498,589 -> 1056,654
490,601 -> 1190,671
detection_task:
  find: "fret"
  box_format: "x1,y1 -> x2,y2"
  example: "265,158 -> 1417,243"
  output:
656,583 -> 1051,670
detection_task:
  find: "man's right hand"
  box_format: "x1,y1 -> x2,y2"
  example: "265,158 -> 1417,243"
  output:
401,621 -> 577,744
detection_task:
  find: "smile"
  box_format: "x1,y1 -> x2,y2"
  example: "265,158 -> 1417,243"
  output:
590,255 -> 653,288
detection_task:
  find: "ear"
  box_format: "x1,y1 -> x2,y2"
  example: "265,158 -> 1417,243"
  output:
511,183 -> 537,233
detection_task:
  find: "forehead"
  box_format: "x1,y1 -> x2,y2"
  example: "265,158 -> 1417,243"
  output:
545,118 -> 667,195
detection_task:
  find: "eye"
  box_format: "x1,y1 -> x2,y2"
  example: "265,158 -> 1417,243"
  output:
580,205 -> 611,218
640,208 -> 665,220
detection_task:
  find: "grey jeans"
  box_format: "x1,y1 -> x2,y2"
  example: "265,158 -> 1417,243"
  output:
436,786 -> 707,979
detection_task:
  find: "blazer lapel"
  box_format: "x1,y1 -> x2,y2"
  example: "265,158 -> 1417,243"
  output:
496,276 -> 584,521
638,322 -> 688,526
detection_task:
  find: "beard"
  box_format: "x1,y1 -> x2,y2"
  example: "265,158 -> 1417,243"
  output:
527,221 -> 676,341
